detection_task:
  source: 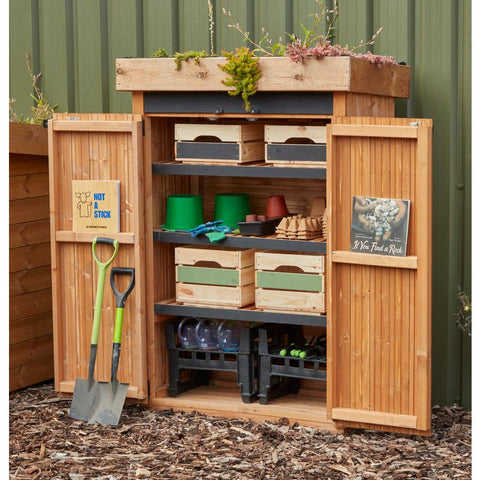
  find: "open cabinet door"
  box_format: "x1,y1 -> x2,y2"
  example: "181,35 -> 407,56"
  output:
49,113 -> 147,400
326,117 -> 432,434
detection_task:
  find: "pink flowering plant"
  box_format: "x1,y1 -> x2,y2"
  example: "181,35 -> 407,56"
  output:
223,0 -> 398,66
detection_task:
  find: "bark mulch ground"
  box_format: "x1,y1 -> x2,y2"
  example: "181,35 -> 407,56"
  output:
10,381 -> 471,479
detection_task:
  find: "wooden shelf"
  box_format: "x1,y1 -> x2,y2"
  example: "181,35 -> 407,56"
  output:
154,230 -> 326,253
149,385 -> 340,432
152,162 -> 326,179
331,250 -> 418,269
55,231 -> 135,244
155,300 -> 327,327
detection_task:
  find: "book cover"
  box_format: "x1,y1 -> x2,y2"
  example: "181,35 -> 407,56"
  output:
72,180 -> 120,233
350,196 -> 410,257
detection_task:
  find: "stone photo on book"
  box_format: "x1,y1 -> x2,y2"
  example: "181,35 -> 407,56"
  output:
350,196 -> 411,257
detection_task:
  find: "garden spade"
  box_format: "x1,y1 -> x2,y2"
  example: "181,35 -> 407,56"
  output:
69,237 -> 119,421
88,267 -> 135,425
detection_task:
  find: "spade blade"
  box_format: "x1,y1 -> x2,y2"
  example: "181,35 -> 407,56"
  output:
87,380 -> 129,425
69,378 -> 99,421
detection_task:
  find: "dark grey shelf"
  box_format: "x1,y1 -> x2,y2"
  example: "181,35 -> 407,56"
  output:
155,302 -> 327,327
152,162 -> 326,179
154,230 -> 327,253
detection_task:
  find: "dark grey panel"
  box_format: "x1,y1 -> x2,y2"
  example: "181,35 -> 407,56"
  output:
145,92 -> 333,115
152,162 -> 326,179
155,302 -> 327,327
267,144 -> 326,162
176,141 -> 239,160
153,230 -> 327,253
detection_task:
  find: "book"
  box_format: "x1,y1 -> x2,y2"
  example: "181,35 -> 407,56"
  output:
350,196 -> 410,257
72,180 -> 120,233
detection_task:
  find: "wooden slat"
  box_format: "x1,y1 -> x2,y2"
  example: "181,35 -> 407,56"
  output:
9,311 -> 53,344
175,246 -> 254,269
255,252 -> 324,273
58,380 -> 143,400
265,125 -> 326,144
413,124 -> 433,431
9,122 -> 48,156
10,265 -> 51,297
9,242 -> 51,272
255,288 -> 325,313
10,335 -> 54,368
10,195 -> 49,224
9,154 -> 48,176
175,123 -> 263,142
10,289 -> 52,321
330,124 -> 418,138
150,386 -> 340,432
55,231 -> 135,244
52,120 -> 135,132
10,172 -> 49,200
9,357 -> 54,392
332,408 -> 417,429
331,251 -> 418,269
176,283 -> 255,307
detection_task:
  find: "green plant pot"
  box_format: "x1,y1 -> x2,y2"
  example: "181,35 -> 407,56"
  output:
163,194 -> 204,231
214,193 -> 251,229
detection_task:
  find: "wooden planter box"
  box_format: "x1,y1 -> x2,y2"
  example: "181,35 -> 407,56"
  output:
175,246 -> 256,307
265,125 -> 326,167
255,251 -> 326,314
9,122 -> 53,391
175,123 -> 264,164
116,56 -> 410,98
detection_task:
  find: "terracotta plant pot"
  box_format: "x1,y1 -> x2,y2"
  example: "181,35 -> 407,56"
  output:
266,195 -> 289,219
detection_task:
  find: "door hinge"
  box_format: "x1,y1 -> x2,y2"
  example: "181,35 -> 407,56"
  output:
142,120 -> 145,136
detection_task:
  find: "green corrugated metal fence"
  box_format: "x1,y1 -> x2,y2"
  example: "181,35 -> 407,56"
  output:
9,0 -> 471,409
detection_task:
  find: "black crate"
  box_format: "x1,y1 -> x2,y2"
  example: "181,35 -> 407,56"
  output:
258,325 -> 326,404
166,321 -> 259,403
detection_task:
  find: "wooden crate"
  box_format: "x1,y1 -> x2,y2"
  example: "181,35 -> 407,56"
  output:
9,122 -> 54,391
175,246 -> 255,307
265,125 -> 326,167
174,123 -> 264,164
255,251 -> 325,314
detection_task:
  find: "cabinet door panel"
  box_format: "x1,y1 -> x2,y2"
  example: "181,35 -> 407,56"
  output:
326,117 -> 432,434
49,113 -> 148,400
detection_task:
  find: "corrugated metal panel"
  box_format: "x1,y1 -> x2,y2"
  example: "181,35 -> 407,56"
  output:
9,0 -> 471,409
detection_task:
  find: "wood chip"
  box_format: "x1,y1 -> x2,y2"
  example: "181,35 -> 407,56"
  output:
9,382 -> 471,479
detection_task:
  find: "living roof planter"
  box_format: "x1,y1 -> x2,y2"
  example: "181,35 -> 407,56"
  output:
116,56 -> 410,98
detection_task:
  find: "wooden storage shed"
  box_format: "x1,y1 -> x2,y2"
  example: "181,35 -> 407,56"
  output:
48,56 -> 432,434
10,122 -> 54,391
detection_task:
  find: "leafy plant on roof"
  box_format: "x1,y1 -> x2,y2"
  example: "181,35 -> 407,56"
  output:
9,53 -> 58,124
222,0 -> 397,66
218,47 -> 261,113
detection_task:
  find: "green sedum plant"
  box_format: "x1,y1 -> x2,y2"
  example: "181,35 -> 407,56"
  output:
173,50 -> 208,71
150,48 -> 169,58
218,47 -> 261,113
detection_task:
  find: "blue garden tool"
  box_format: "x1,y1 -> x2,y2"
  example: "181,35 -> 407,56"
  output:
188,220 -> 234,243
